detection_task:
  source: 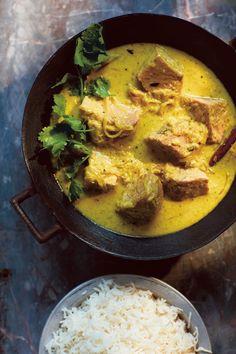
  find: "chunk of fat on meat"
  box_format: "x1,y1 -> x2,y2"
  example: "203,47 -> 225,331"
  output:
80,96 -> 141,145
145,116 -> 208,164
181,94 -> 229,144
84,150 -> 120,192
116,173 -> 163,224
137,45 -> 183,93
162,164 -> 209,201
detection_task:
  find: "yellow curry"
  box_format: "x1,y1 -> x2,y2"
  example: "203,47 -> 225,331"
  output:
54,43 -> 236,237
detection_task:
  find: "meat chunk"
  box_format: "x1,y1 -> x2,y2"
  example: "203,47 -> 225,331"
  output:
84,150 -> 120,192
162,164 -> 208,201
181,94 -> 229,143
80,96 -> 140,145
138,46 -> 183,95
128,85 -> 161,113
84,150 -> 148,192
116,173 -> 163,224
145,116 -> 208,164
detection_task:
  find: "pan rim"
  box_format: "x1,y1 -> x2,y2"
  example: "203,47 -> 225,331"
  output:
21,13 -> 236,259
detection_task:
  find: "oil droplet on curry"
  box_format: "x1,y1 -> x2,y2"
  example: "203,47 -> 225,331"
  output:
55,43 -> 236,237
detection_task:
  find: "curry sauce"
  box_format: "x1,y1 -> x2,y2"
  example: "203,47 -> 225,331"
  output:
55,43 -> 236,237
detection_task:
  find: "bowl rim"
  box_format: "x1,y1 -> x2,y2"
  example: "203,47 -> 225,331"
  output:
39,274 -> 212,353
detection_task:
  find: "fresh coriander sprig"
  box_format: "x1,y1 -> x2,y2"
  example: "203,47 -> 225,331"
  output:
84,77 -> 110,98
39,23 -> 114,202
65,155 -> 90,180
53,75 -> 111,100
74,23 -> 110,75
52,24 -> 112,99
52,94 -> 66,116
68,179 -> 83,202
38,124 -> 69,157
51,73 -> 71,89
38,119 -> 91,202
52,73 -> 84,98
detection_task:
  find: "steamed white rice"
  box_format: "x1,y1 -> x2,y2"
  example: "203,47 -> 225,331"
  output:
45,280 -> 200,354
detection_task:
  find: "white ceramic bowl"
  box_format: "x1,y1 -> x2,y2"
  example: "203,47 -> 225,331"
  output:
39,274 -> 212,353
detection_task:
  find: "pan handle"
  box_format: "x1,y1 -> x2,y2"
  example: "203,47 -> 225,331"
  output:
11,187 -> 62,243
229,37 -> 236,50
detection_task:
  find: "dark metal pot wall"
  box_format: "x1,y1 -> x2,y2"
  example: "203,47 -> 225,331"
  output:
11,14 -> 236,260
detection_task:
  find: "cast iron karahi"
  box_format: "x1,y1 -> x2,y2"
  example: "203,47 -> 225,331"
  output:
11,14 -> 236,260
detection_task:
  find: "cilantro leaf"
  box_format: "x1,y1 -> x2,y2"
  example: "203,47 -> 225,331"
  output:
65,156 -> 89,180
70,140 -> 91,155
74,24 -> 110,75
70,87 -> 80,96
65,161 -> 81,180
69,74 -> 84,97
51,72 -> 84,97
51,73 -> 71,89
68,179 -> 83,201
81,23 -> 105,51
63,115 -> 91,142
38,115 -> 91,160
63,115 -> 87,133
38,125 -> 69,157
84,77 -> 110,98
79,131 -> 86,142
52,94 -> 66,116
74,38 -> 85,68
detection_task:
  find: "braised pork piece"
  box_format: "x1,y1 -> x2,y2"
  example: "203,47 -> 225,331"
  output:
181,94 -> 228,143
116,173 -> 163,224
80,96 -> 140,145
161,164 -> 209,201
145,116 -> 208,164
137,45 -> 183,94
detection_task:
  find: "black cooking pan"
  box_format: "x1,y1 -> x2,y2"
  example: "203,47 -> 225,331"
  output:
11,14 -> 236,260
